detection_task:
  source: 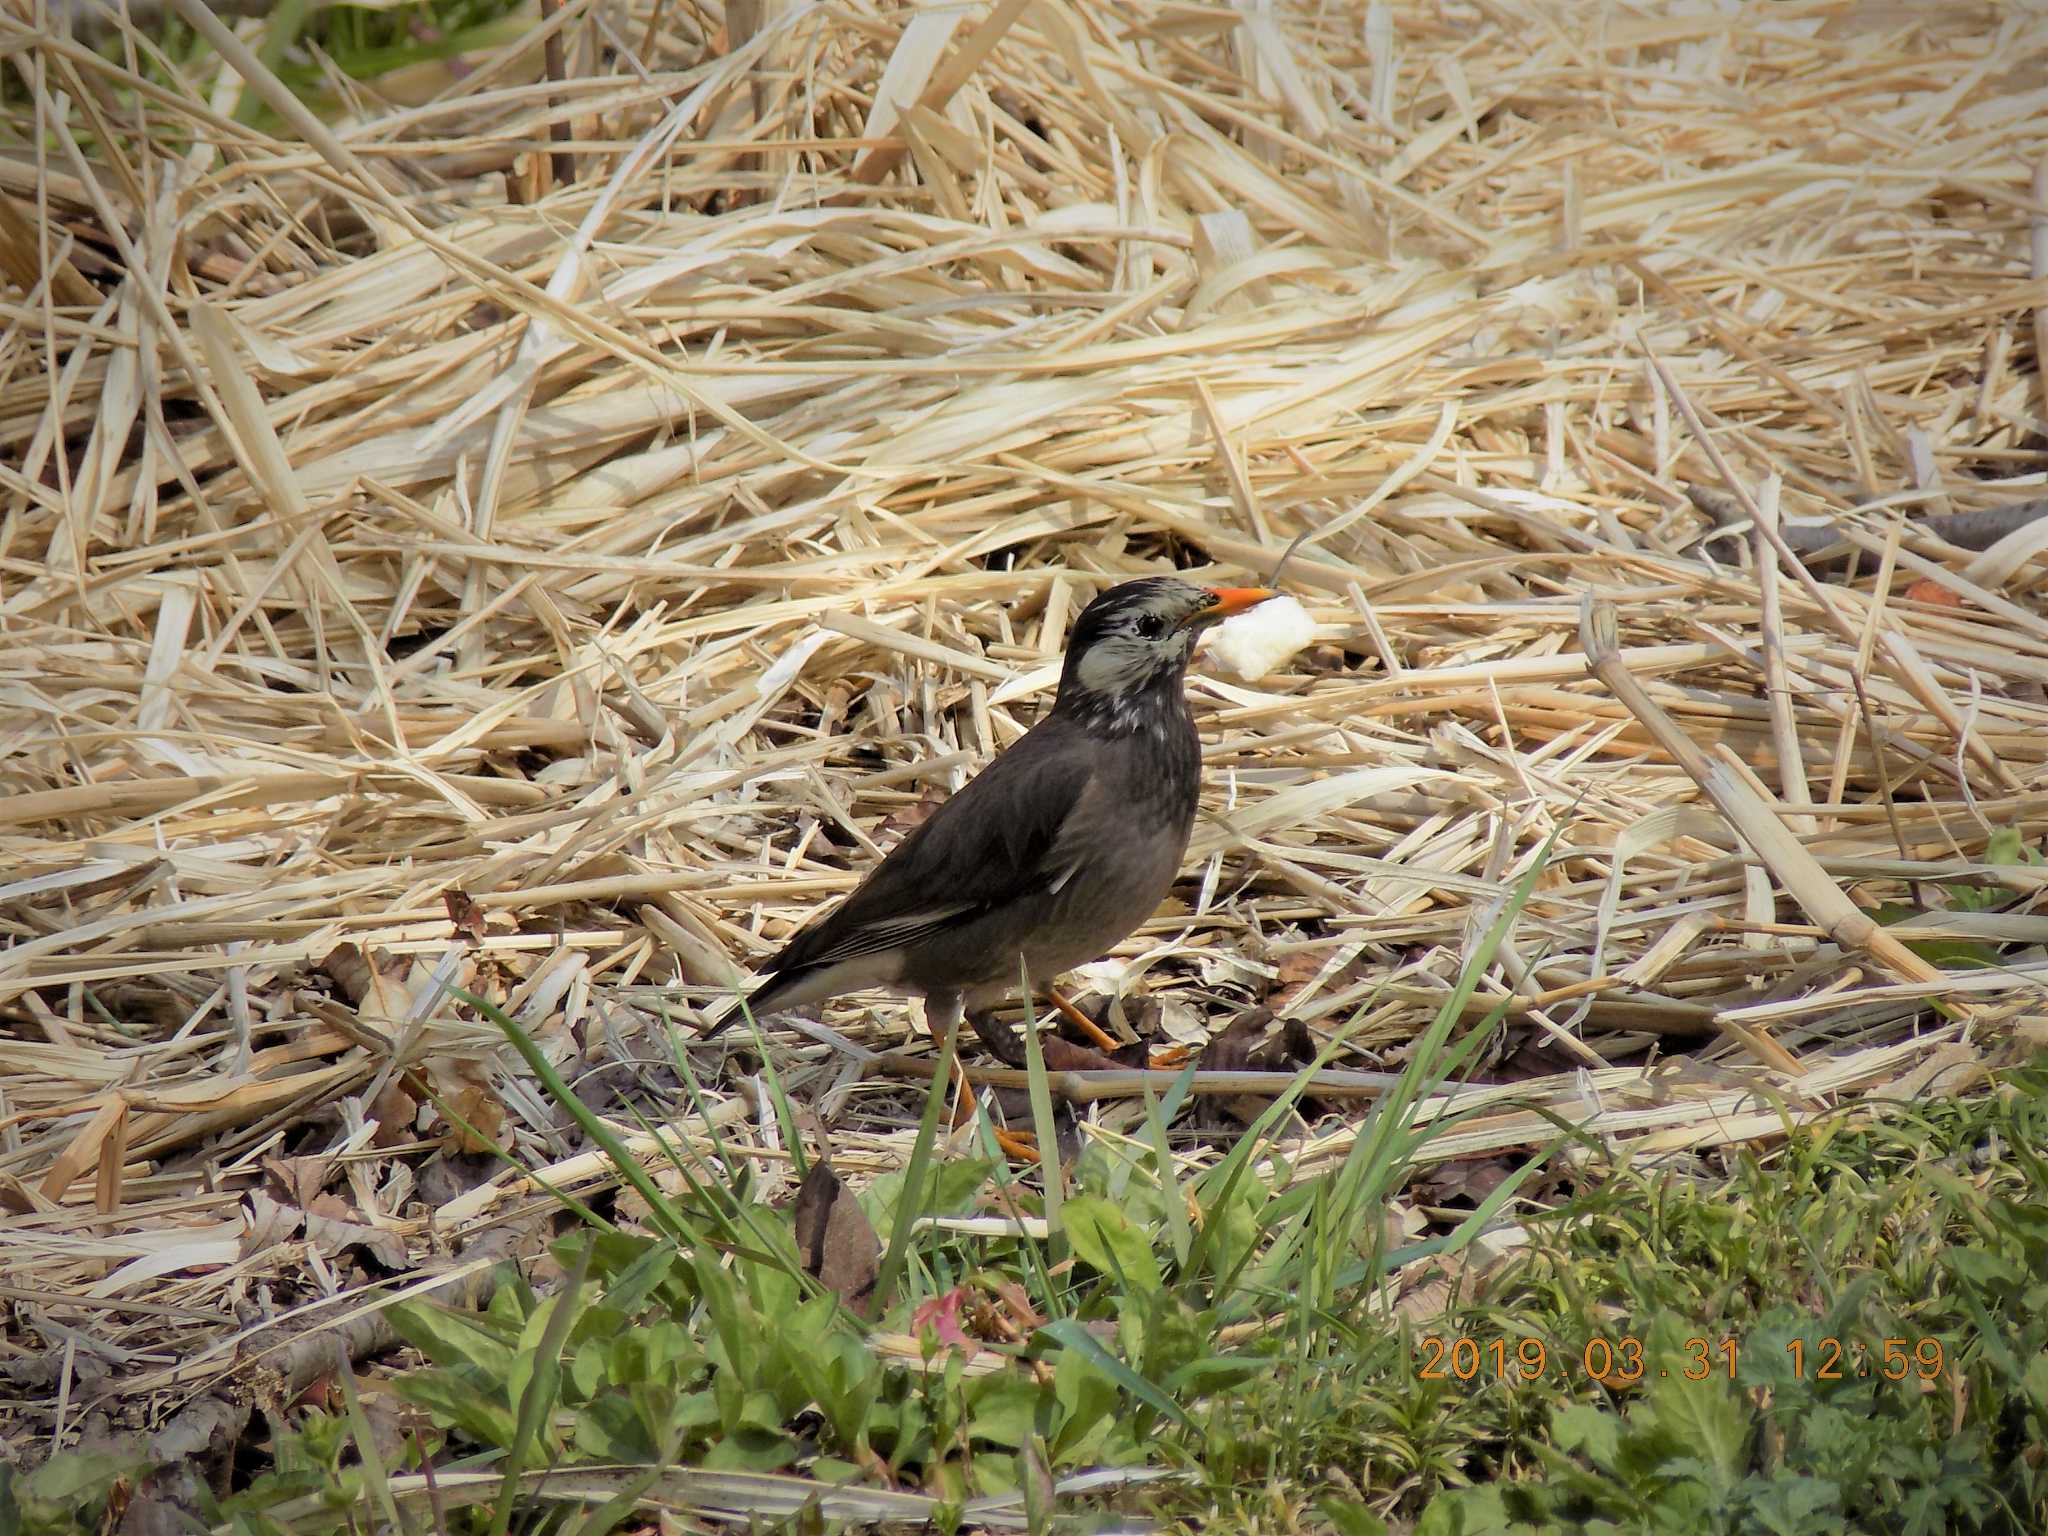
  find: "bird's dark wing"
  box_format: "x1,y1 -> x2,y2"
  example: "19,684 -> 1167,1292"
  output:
756,714 -> 1098,982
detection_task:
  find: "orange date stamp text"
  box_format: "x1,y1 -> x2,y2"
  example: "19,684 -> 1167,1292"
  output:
1415,1333 -> 1945,1386
1417,1334 -> 1737,1385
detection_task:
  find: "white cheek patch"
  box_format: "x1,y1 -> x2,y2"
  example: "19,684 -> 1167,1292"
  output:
1076,639 -> 1151,695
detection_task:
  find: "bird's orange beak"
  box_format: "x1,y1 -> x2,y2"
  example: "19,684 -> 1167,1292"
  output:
1189,586 -> 1279,627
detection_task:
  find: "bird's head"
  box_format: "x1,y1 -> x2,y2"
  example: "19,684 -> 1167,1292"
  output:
1055,577 -> 1276,728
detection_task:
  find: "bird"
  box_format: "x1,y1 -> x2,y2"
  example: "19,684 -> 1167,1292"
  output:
732,576 -> 1278,1053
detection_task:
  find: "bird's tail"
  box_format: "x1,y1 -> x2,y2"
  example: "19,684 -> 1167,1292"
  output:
699,969 -> 800,1036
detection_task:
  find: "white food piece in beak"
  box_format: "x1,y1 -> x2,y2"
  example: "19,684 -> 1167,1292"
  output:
1199,593 -> 1317,680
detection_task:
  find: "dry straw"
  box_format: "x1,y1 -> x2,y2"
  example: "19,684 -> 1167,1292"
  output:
2,0 -> 2046,1440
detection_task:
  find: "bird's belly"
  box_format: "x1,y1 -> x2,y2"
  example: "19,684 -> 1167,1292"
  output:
1024,860 -> 1173,973
903,826 -> 1187,999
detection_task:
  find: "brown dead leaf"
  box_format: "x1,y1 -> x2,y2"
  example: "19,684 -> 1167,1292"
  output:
793,1158 -> 880,1315
876,792 -> 946,840
0,1174 -> 49,1216
1196,1011 -> 1310,1073
434,1065 -> 506,1155
241,1189 -> 305,1258
1202,1008 -> 1322,1125
984,1276 -> 1044,1336
1497,1029 -> 1588,1082
981,1181 -> 1036,1225
1904,576 -> 1965,607
263,1154 -> 338,1207
1412,1157 -> 1517,1209
303,1193 -> 410,1269
94,1098 -> 129,1213
1039,1036 -> 1123,1072
1391,1254 -> 1466,1323
444,888 -> 489,944
1202,1007 -> 1316,1074
318,943 -> 410,1007
367,1080 -> 420,1147
1272,948 -> 1330,990
1265,945 -> 1341,1014
39,1094 -> 127,1202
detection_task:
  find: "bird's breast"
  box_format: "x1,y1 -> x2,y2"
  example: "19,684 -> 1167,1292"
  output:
1019,719 -> 1199,969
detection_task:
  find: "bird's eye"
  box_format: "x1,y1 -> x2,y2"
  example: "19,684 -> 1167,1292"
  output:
1133,612 -> 1166,640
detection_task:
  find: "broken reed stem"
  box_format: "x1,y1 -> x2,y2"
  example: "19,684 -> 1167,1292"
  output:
1642,340 -> 2016,798
868,1055 -> 1405,1103
1751,474 -> 1814,836
850,0 -> 1034,186
2034,148 -> 2048,422
542,0 -> 575,190
1580,598 -> 1954,1019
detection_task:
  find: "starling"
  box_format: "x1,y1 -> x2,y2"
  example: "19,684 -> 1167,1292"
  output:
739,577 -> 1277,1048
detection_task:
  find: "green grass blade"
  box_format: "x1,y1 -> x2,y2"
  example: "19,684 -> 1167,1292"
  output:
743,1005 -> 809,1181
455,986 -> 695,1244
875,1013 -> 959,1309
1036,1318 -> 1191,1430
1017,980 -> 1066,1239
334,1364 -> 414,1536
1142,1085 -> 1192,1269
491,1240 -> 589,1536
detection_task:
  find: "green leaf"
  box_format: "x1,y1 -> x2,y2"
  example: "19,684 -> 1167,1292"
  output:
1946,1246 -> 2021,1289
793,1329 -> 882,1450
1048,1348 -> 1121,1463
570,1338 -> 609,1400
700,1428 -> 798,1472
737,1387 -> 786,1434
1036,1318 -> 1189,1428
1647,1368 -> 1751,1489
1415,1485 -> 1516,1536
1903,935 -> 2003,967
1161,1353 -> 1275,1396
1061,1194 -> 1162,1292
602,1235 -> 680,1315
2023,1351 -> 2048,1413
17,1453 -> 142,1523
962,1370 -> 1044,1449
666,1388 -> 723,1444
1142,1082 -> 1194,1268
575,1394 -> 656,1461
393,1368 -> 519,1447
386,1298 -> 515,1378
1018,986 -> 1068,1233
1740,1473 -> 1842,1536
1196,1181 -> 1261,1293
875,1017 -> 962,1307
1316,1496 -> 1390,1536
1551,1403 -> 1625,1472
502,1292 -> 564,1440
1985,826 -> 2042,866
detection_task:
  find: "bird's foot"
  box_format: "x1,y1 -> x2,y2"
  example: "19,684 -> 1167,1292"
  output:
992,1127 -> 1038,1164
1046,986 -> 1123,1053
945,1088 -> 1037,1163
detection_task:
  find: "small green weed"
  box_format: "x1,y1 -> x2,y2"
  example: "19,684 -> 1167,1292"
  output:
1415,1069 -> 2048,1536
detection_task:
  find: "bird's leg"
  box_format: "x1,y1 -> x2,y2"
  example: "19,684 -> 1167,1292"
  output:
945,1090 -> 1037,1163
1047,985 -> 1190,1069
926,991 -> 965,1057
966,1006 -> 1025,1066
938,996 -> 1036,1161
1046,986 -> 1123,1053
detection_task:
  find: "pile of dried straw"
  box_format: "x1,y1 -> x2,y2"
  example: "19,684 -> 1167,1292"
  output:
2,0 -> 2045,1439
